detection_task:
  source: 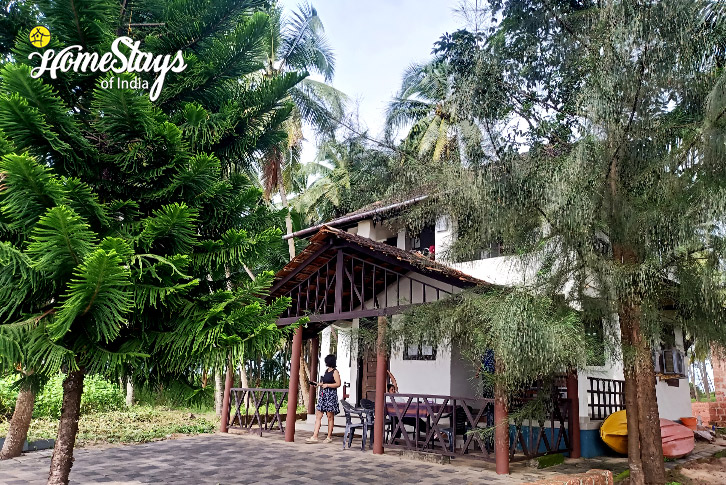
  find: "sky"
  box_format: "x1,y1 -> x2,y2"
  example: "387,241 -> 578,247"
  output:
278,0 -> 464,161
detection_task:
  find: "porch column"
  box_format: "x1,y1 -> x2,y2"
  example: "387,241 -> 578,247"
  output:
373,316 -> 388,455
494,362 -> 509,474
285,327 -> 304,442
307,336 -> 320,415
567,369 -> 581,458
219,361 -> 234,433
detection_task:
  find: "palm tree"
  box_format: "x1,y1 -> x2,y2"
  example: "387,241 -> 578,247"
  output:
294,135 -> 393,225
294,139 -> 351,224
385,59 -> 484,163
260,1 -> 347,259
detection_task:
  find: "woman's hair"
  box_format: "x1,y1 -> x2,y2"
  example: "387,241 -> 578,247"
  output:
387,384 -> 395,392
324,354 -> 336,368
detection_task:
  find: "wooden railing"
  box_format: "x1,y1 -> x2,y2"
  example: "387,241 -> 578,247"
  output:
508,396 -> 572,460
384,393 -> 496,460
227,388 -> 289,436
587,377 -> 625,420
382,393 -> 572,461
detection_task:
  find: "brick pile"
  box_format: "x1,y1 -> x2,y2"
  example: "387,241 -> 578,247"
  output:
693,353 -> 726,427
524,469 -> 613,485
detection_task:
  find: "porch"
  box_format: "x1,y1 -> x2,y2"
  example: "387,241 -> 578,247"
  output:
219,226 -> 584,475
221,227 -> 579,474
223,387 -> 576,465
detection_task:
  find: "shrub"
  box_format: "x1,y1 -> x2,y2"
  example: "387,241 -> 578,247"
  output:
0,374 -> 125,419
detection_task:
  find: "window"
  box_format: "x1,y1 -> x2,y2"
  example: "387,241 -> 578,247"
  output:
411,225 -> 435,252
585,316 -> 606,367
403,340 -> 437,360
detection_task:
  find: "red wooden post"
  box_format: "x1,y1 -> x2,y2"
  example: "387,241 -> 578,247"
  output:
307,336 -> 319,415
494,362 -> 509,475
219,362 -> 234,433
285,327 -> 304,442
567,369 -> 581,458
373,316 -> 388,455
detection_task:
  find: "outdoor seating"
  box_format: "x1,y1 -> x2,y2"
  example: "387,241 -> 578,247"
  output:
359,398 -> 392,446
439,405 -> 469,452
340,399 -> 369,451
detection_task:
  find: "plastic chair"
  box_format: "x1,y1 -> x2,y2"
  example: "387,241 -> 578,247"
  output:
360,398 -> 391,446
440,405 -> 471,453
340,400 -> 368,451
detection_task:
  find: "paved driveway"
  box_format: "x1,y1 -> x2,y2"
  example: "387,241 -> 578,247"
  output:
0,433 -> 535,484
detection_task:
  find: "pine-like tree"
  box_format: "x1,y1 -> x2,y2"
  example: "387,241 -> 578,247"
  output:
0,1 -> 307,482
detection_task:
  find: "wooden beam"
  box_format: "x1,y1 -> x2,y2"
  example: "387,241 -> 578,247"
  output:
275,305 -> 415,326
373,316 -> 388,454
269,242 -> 334,294
334,249 -> 343,314
285,327 -> 304,442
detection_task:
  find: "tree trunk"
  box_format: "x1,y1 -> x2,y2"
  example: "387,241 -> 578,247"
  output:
278,179 -> 296,261
214,368 -> 223,417
47,369 -> 85,485
125,377 -> 134,407
0,386 -> 35,460
619,301 -> 665,485
239,363 -> 249,389
691,363 -> 701,400
201,369 -> 208,389
299,353 -> 309,409
699,361 -> 710,397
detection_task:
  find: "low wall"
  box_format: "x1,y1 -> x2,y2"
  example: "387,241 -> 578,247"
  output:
692,401 -> 726,427
525,469 -> 613,485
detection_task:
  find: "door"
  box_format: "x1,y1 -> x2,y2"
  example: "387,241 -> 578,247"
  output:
357,318 -> 378,403
361,346 -> 378,402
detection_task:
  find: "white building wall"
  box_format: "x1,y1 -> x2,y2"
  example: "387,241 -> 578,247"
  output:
334,322 -> 353,398
450,345 -> 480,397
388,348 -> 453,396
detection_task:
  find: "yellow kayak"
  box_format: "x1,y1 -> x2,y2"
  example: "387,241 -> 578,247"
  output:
600,410 -> 695,458
600,410 -> 628,454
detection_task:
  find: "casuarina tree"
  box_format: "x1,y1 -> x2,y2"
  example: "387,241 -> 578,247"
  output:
393,2 -> 726,483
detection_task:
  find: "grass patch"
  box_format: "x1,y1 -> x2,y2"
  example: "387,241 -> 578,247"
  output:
713,449 -> 726,459
0,406 -> 218,446
614,469 -> 630,482
536,453 -> 564,468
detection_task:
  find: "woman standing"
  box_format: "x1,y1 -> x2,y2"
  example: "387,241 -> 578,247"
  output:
306,354 -> 341,443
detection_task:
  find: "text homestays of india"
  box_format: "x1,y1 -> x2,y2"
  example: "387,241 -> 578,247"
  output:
29,36 -> 187,101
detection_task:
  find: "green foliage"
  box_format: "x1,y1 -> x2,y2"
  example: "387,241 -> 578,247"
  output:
0,374 -> 124,419
0,0 -> 302,419
614,469 -> 630,482
398,288 -> 586,393
387,0 -> 726,395
294,134 -> 395,225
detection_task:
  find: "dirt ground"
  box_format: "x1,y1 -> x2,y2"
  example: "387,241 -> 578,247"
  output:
668,455 -> 726,484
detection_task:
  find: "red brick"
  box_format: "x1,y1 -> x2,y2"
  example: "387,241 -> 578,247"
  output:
525,469 -> 613,485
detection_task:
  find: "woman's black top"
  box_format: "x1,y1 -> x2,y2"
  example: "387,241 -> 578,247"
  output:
321,368 -> 335,384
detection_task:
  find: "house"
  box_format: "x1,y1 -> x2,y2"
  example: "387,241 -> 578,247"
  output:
222,196 -> 692,471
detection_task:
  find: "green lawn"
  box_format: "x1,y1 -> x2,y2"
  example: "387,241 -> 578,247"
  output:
0,406 -> 218,446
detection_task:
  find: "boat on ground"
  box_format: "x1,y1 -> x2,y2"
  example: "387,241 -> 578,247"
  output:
600,410 -> 695,458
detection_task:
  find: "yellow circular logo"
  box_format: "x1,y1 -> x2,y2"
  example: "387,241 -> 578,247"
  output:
29,26 -> 51,48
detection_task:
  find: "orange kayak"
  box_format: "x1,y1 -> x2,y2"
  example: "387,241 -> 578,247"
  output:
600,410 -> 695,458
